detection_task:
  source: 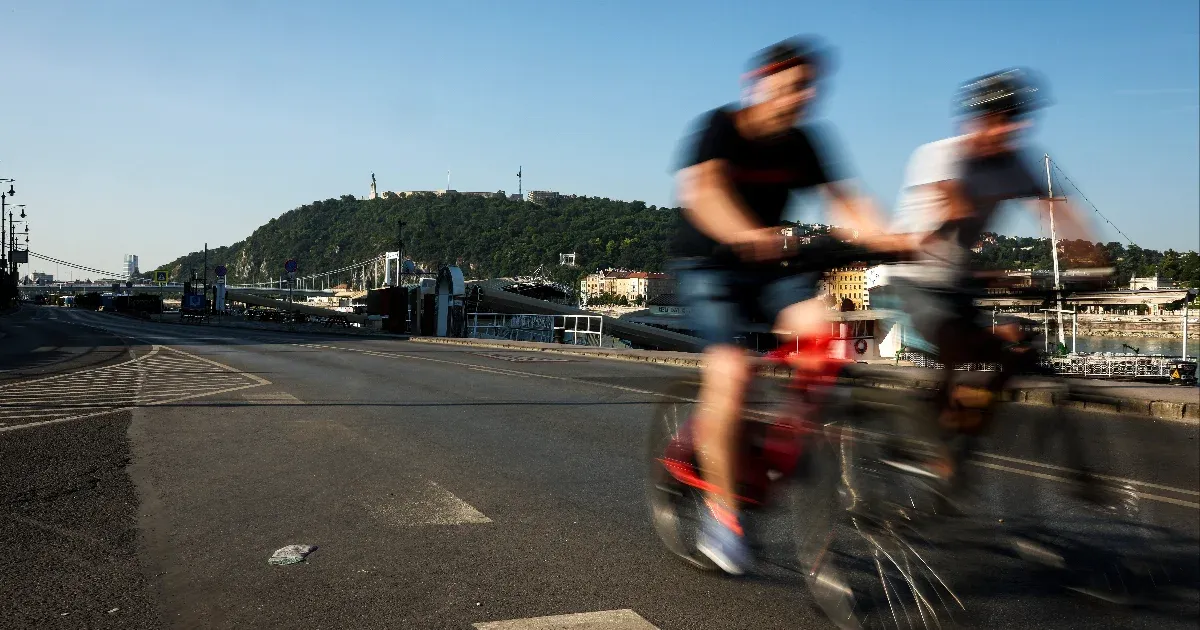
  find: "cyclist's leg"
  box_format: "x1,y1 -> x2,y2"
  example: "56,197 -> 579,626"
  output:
763,271 -> 826,352
694,344 -> 752,510
674,261 -> 754,573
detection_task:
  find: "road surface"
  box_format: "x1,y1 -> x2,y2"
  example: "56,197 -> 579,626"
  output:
2,305 -> 1197,629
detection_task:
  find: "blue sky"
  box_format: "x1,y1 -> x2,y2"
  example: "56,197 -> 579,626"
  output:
3,0 -> 1197,276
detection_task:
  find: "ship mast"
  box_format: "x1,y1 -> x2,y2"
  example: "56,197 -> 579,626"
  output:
1045,154 -> 1066,348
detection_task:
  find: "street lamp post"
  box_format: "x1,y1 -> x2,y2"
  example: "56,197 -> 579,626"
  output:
0,179 -> 14,274
10,209 -> 29,279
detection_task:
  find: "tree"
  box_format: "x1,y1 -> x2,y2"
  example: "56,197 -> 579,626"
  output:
148,194 -> 1196,293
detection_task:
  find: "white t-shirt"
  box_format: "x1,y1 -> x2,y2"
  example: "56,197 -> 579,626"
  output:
890,136 -> 1047,287
890,136 -> 965,286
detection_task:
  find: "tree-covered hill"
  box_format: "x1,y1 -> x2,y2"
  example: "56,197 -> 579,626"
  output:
151,193 -> 676,288
151,193 -> 1199,290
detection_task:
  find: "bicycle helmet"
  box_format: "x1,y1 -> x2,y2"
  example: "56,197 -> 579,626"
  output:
744,36 -> 832,81
955,68 -> 1048,118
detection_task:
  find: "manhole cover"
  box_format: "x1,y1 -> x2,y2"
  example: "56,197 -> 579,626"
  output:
471,352 -> 575,363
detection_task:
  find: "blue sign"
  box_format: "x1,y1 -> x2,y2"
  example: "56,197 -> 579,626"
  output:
183,294 -> 206,310
215,265 -> 227,277
284,259 -> 298,273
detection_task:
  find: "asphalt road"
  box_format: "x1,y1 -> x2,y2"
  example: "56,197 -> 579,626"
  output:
1,305 -> 1197,629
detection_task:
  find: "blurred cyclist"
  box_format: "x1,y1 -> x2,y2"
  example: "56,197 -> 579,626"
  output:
887,68 -> 1098,484
671,36 -> 906,575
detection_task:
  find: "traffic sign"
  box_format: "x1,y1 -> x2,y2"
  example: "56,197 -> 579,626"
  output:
215,275 -> 226,285
154,270 -> 169,284
284,259 -> 298,273
215,265 -> 227,278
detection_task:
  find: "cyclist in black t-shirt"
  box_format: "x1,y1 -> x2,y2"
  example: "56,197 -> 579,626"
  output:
671,37 -> 908,575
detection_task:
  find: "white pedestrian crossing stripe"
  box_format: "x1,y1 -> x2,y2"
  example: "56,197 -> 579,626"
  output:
0,345 -> 269,432
474,609 -> 660,629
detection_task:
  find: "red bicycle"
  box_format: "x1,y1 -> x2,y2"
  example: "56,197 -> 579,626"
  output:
646,335 -> 852,568
646,271 -> 1197,629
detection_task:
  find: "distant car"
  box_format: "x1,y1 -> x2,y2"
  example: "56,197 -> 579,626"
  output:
1139,318 -> 1151,322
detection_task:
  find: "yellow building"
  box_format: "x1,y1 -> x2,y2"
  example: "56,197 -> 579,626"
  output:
822,265 -> 869,310
580,270 -> 673,305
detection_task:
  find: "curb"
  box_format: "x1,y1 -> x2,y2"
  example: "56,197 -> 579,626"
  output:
410,337 -> 1199,423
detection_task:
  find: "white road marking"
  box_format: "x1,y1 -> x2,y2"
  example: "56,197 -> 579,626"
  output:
474,609 -> 659,629
295,342 -> 1200,509
0,345 -> 269,433
240,392 -> 303,404
364,482 -> 491,526
973,461 -> 1200,509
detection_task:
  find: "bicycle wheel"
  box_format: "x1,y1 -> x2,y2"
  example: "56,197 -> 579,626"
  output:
1008,380 -> 1197,612
794,375 -> 964,630
645,378 -> 718,571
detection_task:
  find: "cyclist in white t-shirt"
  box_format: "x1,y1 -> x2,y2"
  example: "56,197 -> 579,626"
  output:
886,68 -> 1098,482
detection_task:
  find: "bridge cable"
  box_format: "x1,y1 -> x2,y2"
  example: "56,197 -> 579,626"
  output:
1049,159 -> 1137,246
27,251 -> 129,279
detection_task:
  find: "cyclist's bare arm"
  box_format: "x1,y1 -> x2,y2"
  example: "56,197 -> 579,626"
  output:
1032,196 -> 1094,246
823,180 -> 915,254
678,159 -> 781,261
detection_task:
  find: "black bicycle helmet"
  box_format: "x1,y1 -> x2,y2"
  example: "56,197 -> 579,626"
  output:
955,68 -> 1048,117
744,36 -> 832,81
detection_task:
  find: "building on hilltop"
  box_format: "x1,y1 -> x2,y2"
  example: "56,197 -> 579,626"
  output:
526,190 -> 580,204
527,190 -> 560,204
580,269 -> 673,306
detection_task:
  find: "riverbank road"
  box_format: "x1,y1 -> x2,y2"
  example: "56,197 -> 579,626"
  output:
2,305 -> 1196,629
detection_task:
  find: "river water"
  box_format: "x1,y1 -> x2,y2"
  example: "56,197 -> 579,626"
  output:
1064,335 -> 1199,357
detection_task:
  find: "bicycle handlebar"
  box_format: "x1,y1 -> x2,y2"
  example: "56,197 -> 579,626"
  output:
710,236 -> 910,274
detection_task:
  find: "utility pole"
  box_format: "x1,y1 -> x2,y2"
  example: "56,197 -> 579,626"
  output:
203,243 -> 208,311
517,166 -> 523,200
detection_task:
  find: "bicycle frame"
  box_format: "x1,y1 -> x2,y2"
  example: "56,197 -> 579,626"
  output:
656,338 -> 855,508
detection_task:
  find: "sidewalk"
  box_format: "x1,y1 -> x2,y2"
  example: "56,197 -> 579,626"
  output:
411,337 -> 1200,422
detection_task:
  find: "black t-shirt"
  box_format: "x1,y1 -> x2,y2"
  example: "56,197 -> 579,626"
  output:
670,107 -> 842,261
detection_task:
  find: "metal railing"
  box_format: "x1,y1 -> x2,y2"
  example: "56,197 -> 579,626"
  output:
898,349 -> 1194,380
1043,354 -> 1194,379
467,312 -> 604,346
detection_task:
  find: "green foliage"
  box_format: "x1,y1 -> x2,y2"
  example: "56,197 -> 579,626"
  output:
152,194 -> 1198,291
971,232 -> 1200,289
153,194 -> 676,286
587,292 -> 634,307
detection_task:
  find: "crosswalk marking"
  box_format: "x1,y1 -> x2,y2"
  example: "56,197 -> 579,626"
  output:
364,482 -> 492,526
0,345 -> 270,433
474,610 -> 660,629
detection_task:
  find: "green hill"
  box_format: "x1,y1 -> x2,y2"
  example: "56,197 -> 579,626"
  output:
150,193 -> 675,288
152,193 -> 1199,291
